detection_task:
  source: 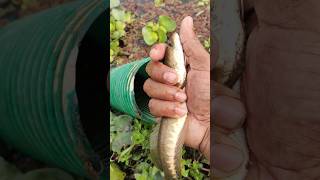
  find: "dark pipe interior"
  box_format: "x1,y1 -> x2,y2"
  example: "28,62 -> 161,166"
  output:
134,63 -> 153,120
76,11 -> 107,160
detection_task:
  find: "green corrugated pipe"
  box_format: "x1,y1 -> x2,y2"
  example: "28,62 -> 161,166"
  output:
110,58 -> 156,124
0,0 -> 107,179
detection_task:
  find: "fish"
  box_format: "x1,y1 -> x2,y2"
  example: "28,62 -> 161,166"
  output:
150,32 -> 187,179
211,0 -> 249,180
212,0 -> 245,88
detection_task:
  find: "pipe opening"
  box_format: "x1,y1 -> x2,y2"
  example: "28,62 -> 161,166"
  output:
75,11 -> 107,160
134,64 -> 155,123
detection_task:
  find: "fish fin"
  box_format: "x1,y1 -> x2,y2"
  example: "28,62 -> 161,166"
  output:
150,123 -> 163,170
174,117 -> 187,178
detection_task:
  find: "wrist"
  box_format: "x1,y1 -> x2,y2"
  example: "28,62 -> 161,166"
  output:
184,115 -> 210,160
199,126 -> 210,161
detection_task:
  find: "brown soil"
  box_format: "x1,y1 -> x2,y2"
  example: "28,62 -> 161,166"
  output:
116,0 -> 210,65
0,0 -> 74,27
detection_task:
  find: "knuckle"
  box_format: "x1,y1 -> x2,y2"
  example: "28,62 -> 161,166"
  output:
164,108 -> 174,117
177,103 -> 186,113
166,102 -> 179,115
164,87 -> 175,100
146,61 -> 163,80
182,39 -> 195,57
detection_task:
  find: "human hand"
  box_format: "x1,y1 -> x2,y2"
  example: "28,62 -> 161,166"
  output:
211,82 -> 247,178
243,17 -> 320,179
143,16 -> 210,159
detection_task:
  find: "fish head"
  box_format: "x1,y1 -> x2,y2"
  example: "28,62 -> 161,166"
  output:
165,32 -> 186,88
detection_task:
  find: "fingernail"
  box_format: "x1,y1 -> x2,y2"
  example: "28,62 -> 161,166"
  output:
174,107 -> 187,116
163,72 -> 177,84
213,144 -> 244,173
175,92 -> 187,101
186,16 -> 193,25
150,48 -> 157,57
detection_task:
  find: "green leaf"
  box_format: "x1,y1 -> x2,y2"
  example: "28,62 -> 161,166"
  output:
124,12 -> 134,23
197,1 -> 204,6
110,111 -> 114,120
118,145 -> 134,164
146,22 -> 155,28
158,15 -> 176,32
111,115 -> 132,132
110,49 -> 114,56
110,0 -> 120,8
134,173 -> 148,180
110,131 -> 116,143
116,21 -> 126,31
142,26 -> 158,46
153,171 -> 164,180
157,27 -> 167,43
111,8 -> 126,22
187,160 -> 204,180
203,37 -> 210,51
192,161 -> 202,169
181,168 -> 189,177
111,31 -> 122,39
111,16 -> 116,23
131,153 -> 143,161
181,159 -> 191,177
135,162 -> 150,172
110,163 -> 125,180
154,0 -> 164,7
111,131 -> 132,152
117,30 -> 126,38
197,0 -> 209,6
151,166 -> 159,176
132,130 -> 145,144
110,23 -> 115,32
110,40 -> 120,56
159,25 -> 167,33
133,119 -> 143,131
152,23 -> 159,32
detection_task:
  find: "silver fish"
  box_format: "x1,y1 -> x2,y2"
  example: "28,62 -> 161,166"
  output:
150,32 -> 187,179
212,0 -> 249,180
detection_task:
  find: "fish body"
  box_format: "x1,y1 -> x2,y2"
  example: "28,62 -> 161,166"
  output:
212,0 -> 249,180
150,33 -> 187,179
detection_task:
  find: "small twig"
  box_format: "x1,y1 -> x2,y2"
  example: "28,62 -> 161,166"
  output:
195,10 -> 204,17
201,167 -> 210,172
119,51 -> 131,56
197,154 -> 203,161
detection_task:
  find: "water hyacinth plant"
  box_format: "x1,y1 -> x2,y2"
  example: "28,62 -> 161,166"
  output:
110,0 -> 134,62
142,15 -> 176,46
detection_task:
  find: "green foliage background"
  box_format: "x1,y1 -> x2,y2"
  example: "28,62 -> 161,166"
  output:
110,112 -> 209,180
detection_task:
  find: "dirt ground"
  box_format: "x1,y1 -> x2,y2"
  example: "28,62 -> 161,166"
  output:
116,0 -> 210,64
0,0 -> 74,27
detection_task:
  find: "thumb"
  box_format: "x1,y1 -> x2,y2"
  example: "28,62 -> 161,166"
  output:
180,16 -> 210,71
